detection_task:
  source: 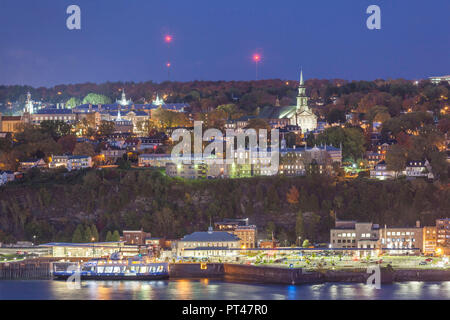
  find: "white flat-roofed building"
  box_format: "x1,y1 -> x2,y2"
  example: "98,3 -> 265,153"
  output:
429,75 -> 450,85
49,155 -> 92,170
138,154 -> 172,167
330,220 -> 380,252
380,221 -> 423,255
39,241 -> 139,258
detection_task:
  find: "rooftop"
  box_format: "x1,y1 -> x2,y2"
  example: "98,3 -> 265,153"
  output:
181,231 -> 240,242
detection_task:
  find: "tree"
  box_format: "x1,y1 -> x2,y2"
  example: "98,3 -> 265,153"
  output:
295,212 -> 305,241
66,97 -> 81,109
326,108 -> 346,124
428,150 -> 448,181
286,186 -> 300,205
90,224 -> 99,242
309,127 -> 365,161
217,104 -> 238,120
385,145 -> 407,176
82,93 -> 112,105
72,224 -> 84,243
57,135 -> 77,154
285,132 -> 300,148
244,118 -> 271,133
112,230 -> 120,241
152,108 -> 190,128
40,120 -> 72,140
302,239 -> 310,248
73,142 -> 95,157
83,225 -> 93,243
105,230 -> 112,242
117,158 -> 131,170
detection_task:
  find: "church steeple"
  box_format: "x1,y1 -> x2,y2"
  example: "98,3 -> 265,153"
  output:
117,88 -> 132,106
296,69 -> 308,111
25,91 -> 34,114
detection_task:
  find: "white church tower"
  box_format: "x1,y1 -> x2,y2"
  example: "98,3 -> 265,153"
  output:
24,92 -> 34,114
293,69 -> 317,133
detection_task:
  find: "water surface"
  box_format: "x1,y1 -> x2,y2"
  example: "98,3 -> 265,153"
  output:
0,279 -> 449,300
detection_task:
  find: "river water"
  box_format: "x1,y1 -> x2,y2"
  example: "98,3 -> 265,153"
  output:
0,279 -> 449,300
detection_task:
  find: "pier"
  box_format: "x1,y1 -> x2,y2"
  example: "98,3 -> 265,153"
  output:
0,261 -> 51,280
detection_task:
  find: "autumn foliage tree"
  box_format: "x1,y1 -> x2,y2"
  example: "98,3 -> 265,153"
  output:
286,186 -> 300,205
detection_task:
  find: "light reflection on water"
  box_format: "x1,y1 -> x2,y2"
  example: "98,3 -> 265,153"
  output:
0,280 -> 449,300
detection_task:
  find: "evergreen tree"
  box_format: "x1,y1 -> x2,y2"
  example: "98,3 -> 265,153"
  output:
105,231 -> 112,242
295,211 -> 305,240
84,225 -> 93,243
90,224 -> 99,242
72,224 -> 84,243
112,230 -> 120,241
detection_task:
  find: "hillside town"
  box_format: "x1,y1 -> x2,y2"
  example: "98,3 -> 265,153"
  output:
1,73 -> 449,184
0,74 -> 449,271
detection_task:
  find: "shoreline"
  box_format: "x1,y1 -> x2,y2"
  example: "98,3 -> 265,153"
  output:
169,263 -> 450,285
1,261 -> 450,285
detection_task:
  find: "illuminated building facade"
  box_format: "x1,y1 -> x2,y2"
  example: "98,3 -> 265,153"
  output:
214,218 -> 257,249
429,75 -> 450,85
176,227 -> 241,258
423,226 -> 437,255
436,218 -> 450,254
330,221 -> 380,250
380,222 -> 423,255
257,70 -> 317,133
0,114 -> 24,133
40,242 -> 139,258
49,155 -> 92,170
122,230 -> 151,245
166,162 -> 207,179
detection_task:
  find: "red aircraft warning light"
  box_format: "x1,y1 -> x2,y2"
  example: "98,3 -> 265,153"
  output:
253,54 -> 261,80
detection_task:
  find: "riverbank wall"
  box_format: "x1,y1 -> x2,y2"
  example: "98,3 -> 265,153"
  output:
168,263 -> 450,285
169,263 -> 224,278
223,264 -> 450,284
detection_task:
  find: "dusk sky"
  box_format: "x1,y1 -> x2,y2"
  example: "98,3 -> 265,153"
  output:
0,0 -> 449,87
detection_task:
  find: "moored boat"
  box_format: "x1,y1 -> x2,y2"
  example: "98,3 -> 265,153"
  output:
52,252 -> 169,280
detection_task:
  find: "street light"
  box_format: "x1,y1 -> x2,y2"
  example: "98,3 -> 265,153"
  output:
91,237 -> 95,257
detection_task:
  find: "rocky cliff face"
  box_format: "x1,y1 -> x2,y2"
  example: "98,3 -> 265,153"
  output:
0,169 -> 448,243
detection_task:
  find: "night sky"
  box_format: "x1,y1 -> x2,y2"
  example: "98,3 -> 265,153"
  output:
0,0 -> 449,87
